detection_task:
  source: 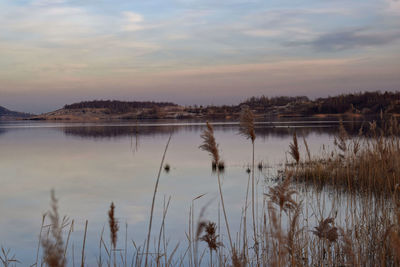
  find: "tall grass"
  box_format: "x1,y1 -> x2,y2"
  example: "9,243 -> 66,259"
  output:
239,105 -> 258,265
293,118 -> 400,196
199,122 -> 234,258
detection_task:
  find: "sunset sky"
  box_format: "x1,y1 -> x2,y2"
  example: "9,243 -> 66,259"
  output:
1,0 -> 400,113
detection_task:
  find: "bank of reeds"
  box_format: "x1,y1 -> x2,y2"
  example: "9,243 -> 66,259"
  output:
292,118 -> 400,196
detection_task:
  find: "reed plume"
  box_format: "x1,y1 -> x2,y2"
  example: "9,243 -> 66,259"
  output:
199,221 -> 222,267
334,120 -> 348,159
289,132 -> 300,164
303,136 -> 311,162
200,122 -> 219,164
199,221 -> 222,252
239,105 -> 255,142
108,202 -> 119,267
312,217 -> 338,243
266,176 -> 298,214
108,202 -> 119,249
42,190 -> 66,267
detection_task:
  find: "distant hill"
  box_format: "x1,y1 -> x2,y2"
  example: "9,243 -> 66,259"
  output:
240,91 -> 400,117
0,105 -> 31,119
64,100 -> 178,113
27,91 -> 400,121
32,100 -> 182,121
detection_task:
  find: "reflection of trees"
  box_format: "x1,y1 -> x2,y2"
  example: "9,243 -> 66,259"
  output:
62,125 -> 179,139
61,119 -> 365,140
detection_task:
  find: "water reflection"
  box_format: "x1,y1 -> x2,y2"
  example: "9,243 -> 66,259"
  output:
59,120 -> 365,139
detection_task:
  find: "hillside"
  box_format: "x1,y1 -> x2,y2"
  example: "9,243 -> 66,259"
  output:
28,91 -> 400,121
241,91 -> 400,116
0,105 -> 31,119
31,100 -> 183,121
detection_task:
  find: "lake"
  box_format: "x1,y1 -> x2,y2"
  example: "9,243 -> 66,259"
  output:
0,119 -> 361,265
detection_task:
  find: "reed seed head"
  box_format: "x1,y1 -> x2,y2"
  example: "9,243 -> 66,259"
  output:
42,190 -> 66,267
199,122 -> 220,164
289,132 -> 300,164
239,105 -> 256,143
199,221 -> 222,251
108,202 -> 119,249
312,217 -> 338,243
266,176 -> 298,213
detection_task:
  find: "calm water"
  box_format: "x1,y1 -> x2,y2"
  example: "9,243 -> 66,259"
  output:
0,119 -> 358,265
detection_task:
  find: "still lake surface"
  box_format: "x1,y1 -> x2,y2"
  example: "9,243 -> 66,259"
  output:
0,119 -> 361,265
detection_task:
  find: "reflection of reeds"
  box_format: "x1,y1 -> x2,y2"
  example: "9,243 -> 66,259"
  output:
212,160 -> 225,173
164,163 -> 170,173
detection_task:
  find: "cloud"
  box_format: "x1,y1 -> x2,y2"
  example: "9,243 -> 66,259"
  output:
122,11 -> 144,30
385,0 -> 400,14
33,0 -> 67,6
309,28 -> 400,51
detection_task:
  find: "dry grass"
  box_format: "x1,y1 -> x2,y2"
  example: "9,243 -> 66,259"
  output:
294,118 -> 400,196
41,190 -> 67,267
199,122 -> 234,256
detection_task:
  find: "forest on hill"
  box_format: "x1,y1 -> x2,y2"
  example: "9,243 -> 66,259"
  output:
5,91 -> 400,121
240,91 -> 400,116
64,100 -> 178,114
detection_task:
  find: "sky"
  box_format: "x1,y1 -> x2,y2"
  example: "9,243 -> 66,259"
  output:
0,0 -> 400,113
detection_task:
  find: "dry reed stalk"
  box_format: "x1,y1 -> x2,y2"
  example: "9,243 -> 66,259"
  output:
199,122 -> 234,256
266,175 -> 300,267
241,170 -> 251,263
144,134 -> 172,267
97,226 -> 105,267
35,213 -> 46,267
289,132 -> 300,164
287,201 -> 302,266
63,219 -> 74,264
81,220 -> 88,267
124,223 -> 127,267
303,136 -> 311,162
239,106 -> 259,266
0,247 -> 19,267
191,193 -> 208,267
157,196 -> 171,267
42,190 -> 66,267
266,175 -> 298,214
